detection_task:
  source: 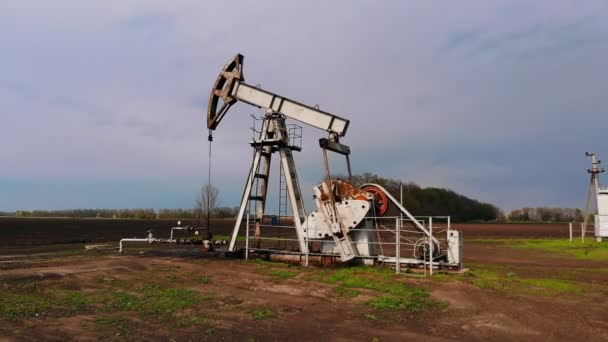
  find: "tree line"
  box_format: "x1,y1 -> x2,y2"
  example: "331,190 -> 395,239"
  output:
2,207 -> 239,219
506,207 -> 583,223
0,176 -> 503,222
349,173 -> 502,222
0,179 -> 585,223
1,184 -> 233,221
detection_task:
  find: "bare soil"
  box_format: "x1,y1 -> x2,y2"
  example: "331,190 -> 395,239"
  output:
0,240 -> 607,341
0,218 -> 606,341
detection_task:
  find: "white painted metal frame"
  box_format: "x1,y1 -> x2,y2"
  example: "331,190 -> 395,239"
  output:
361,183 -> 441,246
232,82 -> 349,137
228,113 -> 308,253
243,214 -> 461,274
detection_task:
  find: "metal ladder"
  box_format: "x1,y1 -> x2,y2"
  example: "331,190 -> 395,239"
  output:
228,114 -> 308,253
278,146 -> 308,252
278,162 -> 289,248
249,146 -> 271,248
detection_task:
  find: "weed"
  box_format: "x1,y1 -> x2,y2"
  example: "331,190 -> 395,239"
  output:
99,276 -> 129,288
519,278 -> 580,293
0,293 -> 52,320
141,287 -> 204,316
327,267 -> 414,296
175,316 -> 203,328
200,275 -> 210,284
110,291 -> 139,311
0,288 -> 91,320
466,267 -> 582,295
93,317 -> 131,337
364,313 -> 378,321
429,273 -> 452,282
334,286 -> 360,298
366,296 -> 397,311
301,269 -> 331,282
365,289 -> 435,312
252,259 -> 300,280
106,284 -> 214,321
255,268 -> 298,279
101,277 -> 115,284
250,307 -> 277,320
251,259 -> 292,268
61,290 -> 89,314
314,266 -> 438,312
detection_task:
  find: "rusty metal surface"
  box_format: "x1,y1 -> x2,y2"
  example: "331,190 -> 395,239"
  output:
330,179 -> 372,202
207,53 -> 244,130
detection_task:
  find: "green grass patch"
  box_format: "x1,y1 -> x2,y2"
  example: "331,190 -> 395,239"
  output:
0,288 -> 92,320
251,258 -> 292,268
104,283 -> 213,320
93,317 -> 131,337
60,290 -> 90,314
334,285 -> 360,298
465,266 -> 582,295
175,315 -> 213,328
316,266 -> 438,312
249,307 -> 277,320
0,292 -> 53,320
10,279 -> 217,326
365,288 -> 435,312
472,238 -> 608,260
515,239 -> 608,260
145,288 -> 202,315
326,267 -> 411,294
136,284 -> 209,316
109,291 -> 139,311
252,258 -> 300,280
255,268 -> 298,279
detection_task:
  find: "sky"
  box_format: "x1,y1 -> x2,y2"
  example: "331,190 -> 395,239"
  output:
1,0 -> 607,213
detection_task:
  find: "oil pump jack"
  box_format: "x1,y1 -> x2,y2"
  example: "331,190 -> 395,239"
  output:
207,54 -> 462,267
